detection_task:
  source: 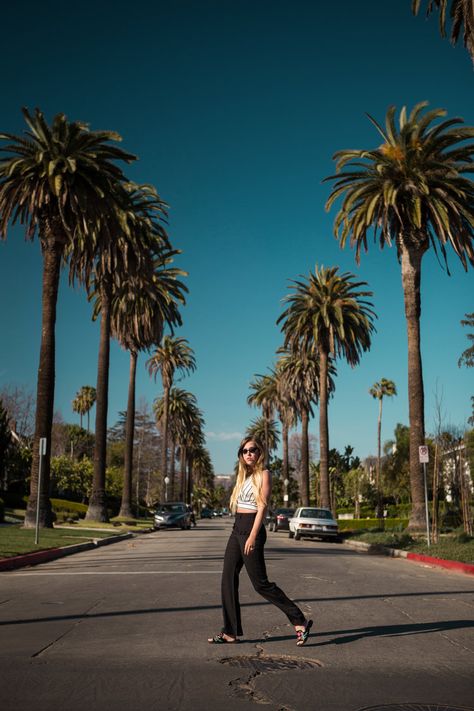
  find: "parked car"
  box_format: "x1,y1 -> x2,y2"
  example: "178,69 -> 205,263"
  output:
288,507 -> 340,542
153,502 -> 192,530
200,508 -> 214,519
267,507 -> 295,532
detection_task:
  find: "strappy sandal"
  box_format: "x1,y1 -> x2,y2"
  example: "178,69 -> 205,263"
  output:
296,619 -> 313,646
208,632 -> 239,644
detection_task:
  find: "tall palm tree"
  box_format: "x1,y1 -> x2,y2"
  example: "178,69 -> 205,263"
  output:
0,108 -> 135,528
72,391 -> 88,429
86,186 -> 186,521
412,0 -> 474,63
458,312 -> 474,368
325,102 -> 474,528
154,387 -> 201,501
112,247 -> 187,518
369,378 -> 397,517
81,386 -> 97,433
146,337 -> 196,494
247,374 -> 278,466
273,363 -> 297,490
246,417 -> 280,457
277,348 -> 335,506
278,266 -> 375,509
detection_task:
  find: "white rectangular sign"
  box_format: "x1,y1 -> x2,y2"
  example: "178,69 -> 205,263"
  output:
418,445 -> 429,464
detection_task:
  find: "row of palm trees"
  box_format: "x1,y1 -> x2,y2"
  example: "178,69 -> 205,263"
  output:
248,100 -> 474,530
0,109 -> 191,526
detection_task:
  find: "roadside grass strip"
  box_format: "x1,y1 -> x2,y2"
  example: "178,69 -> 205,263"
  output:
0,525 -> 114,559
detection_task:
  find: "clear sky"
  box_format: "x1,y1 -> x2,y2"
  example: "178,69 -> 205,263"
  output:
0,0 -> 472,474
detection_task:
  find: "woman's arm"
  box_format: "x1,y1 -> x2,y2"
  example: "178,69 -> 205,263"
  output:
244,469 -> 272,555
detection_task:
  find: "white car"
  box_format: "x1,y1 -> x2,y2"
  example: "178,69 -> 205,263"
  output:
288,507 -> 341,542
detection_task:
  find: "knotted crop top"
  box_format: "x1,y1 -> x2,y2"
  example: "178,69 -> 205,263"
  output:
236,476 -> 258,511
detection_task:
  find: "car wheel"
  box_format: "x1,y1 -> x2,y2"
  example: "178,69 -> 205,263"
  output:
288,529 -> 294,539
294,531 -> 301,540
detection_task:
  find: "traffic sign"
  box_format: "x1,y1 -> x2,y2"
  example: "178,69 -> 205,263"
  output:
418,445 -> 429,463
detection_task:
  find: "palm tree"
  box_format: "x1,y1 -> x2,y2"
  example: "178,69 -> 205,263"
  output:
0,108 -> 135,528
146,337 -> 196,495
278,266 -> 375,510
246,417 -> 280,456
458,312 -> 474,368
72,391 -> 88,429
369,379 -> 397,517
273,363 -> 297,491
113,245 -> 187,518
81,386 -> 97,433
325,102 -> 474,528
154,387 -> 201,501
247,374 -> 278,466
412,0 -> 474,63
277,348 -> 335,506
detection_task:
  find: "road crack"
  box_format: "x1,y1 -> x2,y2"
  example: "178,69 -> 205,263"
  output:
31,598 -> 103,658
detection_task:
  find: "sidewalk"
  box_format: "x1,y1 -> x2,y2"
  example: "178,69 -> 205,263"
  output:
345,538 -> 474,576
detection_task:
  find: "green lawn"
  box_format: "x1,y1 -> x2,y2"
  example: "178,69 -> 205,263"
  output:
350,531 -> 474,564
0,525 -> 115,559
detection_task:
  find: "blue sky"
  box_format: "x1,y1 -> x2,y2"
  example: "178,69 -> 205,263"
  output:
0,0 -> 472,474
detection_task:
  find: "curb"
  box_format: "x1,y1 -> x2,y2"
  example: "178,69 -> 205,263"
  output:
344,539 -> 474,576
0,532 -> 134,572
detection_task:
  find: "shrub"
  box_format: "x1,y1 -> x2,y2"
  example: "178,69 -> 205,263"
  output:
338,517 -> 409,532
50,498 -> 88,518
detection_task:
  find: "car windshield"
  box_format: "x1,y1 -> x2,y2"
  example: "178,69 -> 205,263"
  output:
276,508 -> 295,515
156,504 -> 184,513
300,508 -> 333,520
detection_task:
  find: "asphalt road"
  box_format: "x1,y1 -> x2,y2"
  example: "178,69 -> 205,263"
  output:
1,518 -> 473,711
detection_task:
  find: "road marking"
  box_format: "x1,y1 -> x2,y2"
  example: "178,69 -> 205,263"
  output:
10,570 -> 222,576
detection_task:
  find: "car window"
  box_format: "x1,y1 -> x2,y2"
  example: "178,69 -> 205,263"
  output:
300,508 -> 333,519
276,508 -> 295,515
157,504 -> 184,513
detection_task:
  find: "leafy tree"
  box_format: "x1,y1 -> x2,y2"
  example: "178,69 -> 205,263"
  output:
278,266 -> 375,510
325,102 -> 474,528
0,108 -> 136,527
412,0 -> 474,63
383,424 -> 411,503
369,379 -> 397,517
0,400 -> 12,488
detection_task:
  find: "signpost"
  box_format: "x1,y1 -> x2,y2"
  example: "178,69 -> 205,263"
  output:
35,438 -> 47,545
419,445 -> 430,547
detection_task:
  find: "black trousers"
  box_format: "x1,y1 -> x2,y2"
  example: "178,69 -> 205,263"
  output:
221,512 -> 306,636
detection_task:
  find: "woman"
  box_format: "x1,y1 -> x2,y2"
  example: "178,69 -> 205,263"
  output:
208,437 -> 312,646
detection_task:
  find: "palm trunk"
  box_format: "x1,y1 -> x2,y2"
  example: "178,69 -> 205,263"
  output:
86,281 -> 111,522
24,236 -> 62,528
180,446 -> 186,501
319,348 -> 330,508
119,349 -> 137,518
160,384 -> 170,499
400,245 -> 426,530
282,419 -> 289,490
376,397 -> 383,519
264,409 -> 269,468
300,409 -> 309,506
187,454 -> 193,504
169,437 -> 176,500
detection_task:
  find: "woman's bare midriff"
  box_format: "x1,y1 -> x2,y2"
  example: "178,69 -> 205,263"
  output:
236,509 -> 257,514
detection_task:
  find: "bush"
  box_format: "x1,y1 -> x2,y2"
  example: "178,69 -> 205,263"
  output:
338,517 -> 409,532
50,498 -> 88,518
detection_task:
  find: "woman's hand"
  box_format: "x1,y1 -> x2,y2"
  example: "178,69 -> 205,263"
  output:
244,535 -> 256,555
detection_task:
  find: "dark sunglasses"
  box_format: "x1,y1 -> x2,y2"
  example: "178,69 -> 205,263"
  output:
242,446 -> 259,455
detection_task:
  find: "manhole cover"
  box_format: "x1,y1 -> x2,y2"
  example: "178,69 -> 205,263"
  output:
219,654 -> 322,672
357,705 -> 474,711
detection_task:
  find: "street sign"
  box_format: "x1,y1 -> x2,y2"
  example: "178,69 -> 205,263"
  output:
418,445 -> 429,463
283,494 -> 289,502
39,437 -> 47,455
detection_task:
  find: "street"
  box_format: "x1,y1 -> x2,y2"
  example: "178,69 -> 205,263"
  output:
1,519 -> 473,711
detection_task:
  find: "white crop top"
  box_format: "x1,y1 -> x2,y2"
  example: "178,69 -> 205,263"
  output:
236,476 -> 258,511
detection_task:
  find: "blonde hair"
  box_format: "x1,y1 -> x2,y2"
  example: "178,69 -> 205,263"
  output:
230,437 -> 268,513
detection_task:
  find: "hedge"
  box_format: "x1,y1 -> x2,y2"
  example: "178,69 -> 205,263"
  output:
338,518 -> 409,532
50,498 -> 88,517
